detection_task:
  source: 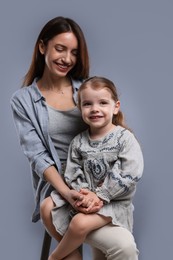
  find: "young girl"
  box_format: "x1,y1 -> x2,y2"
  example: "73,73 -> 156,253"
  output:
49,76 -> 144,260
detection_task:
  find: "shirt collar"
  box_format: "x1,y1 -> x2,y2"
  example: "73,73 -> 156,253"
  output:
31,77 -> 83,103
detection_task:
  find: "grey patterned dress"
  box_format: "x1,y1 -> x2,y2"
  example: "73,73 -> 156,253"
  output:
51,125 -> 144,235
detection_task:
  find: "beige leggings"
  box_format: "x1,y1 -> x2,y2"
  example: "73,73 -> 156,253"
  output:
85,224 -> 139,260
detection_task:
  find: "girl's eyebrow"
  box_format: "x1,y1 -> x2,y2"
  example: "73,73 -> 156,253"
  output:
81,99 -> 91,103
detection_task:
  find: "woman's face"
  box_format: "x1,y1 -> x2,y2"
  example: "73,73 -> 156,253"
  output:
39,32 -> 78,77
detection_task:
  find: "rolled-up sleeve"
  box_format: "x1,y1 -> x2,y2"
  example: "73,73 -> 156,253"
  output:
10,91 -> 55,179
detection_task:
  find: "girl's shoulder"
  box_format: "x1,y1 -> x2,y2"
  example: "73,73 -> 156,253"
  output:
112,125 -> 137,144
112,125 -> 131,137
71,129 -> 88,145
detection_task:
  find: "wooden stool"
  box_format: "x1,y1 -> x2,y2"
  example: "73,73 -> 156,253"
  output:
40,230 -> 52,260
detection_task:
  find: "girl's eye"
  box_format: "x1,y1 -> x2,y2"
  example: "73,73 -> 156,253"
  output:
82,102 -> 91,107
100,101 -> 108,105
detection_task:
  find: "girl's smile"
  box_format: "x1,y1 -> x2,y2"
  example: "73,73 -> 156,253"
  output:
80,86 -> 120,137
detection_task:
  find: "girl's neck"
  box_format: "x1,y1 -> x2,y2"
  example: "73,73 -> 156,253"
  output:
89,124 -> 116,140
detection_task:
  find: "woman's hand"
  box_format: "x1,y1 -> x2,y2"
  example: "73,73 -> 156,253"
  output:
74,189 -> 104,213
65,189 -> 84,207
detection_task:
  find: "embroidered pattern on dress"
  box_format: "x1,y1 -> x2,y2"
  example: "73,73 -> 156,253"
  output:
86,158 -> 107,180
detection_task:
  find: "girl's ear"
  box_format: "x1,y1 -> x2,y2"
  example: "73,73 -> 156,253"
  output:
114,100 -> 120,115
38,40 -> 45,55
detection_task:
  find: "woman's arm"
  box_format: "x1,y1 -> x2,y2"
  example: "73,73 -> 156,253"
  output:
11,92 -> 83,203
11,93 -> 55,179
43,165 -> 83,205
11,96 -> 83,205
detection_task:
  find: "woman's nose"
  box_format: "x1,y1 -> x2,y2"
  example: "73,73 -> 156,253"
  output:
62,52 -> 71,64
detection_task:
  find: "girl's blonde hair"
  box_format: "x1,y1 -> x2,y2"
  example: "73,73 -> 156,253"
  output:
78,76 -> 130,130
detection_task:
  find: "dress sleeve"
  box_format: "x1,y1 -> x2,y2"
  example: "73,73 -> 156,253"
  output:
95,132 -> 144,203
64,137 -> 89,191
10,94 -> 55,179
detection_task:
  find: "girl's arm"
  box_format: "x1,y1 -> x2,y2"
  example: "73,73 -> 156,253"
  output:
64,138 -> 90,191
95,133 -> 144,203
75,189 -> 103,212
64,139 -> 103,211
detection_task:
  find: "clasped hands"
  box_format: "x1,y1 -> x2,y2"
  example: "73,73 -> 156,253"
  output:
69,188 -> 103,214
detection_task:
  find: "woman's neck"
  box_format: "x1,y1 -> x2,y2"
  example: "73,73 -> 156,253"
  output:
37,73 -> 71,92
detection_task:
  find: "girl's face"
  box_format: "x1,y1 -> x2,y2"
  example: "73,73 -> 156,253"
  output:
39,32 -> 78,78
80,86 -> 120,135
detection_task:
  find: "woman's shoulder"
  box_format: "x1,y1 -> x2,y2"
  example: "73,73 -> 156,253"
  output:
10,81 -> 42,105
11,86 -> 30,100
71,78 -> 83,91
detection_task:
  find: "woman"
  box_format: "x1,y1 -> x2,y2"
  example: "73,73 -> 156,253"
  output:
11,16 -> 139,260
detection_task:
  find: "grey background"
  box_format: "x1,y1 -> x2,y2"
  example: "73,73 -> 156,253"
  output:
0,0 -> 172,259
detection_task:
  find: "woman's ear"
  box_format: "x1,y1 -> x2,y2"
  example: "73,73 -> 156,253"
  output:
114,100 -> 120,115
38,40 -> 45,55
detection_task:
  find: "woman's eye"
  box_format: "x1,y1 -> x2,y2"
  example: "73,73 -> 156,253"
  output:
56,48 -> 63,52
55,45 -> 64,52
72,50 -> 78,56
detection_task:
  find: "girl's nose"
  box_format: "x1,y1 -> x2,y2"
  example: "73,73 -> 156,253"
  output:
91,104 -> 99,112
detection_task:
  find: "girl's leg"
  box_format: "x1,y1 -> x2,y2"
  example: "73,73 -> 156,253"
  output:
49,249 -> 82,260
49,212 -> 111,260
86,224 -> 139,260
40,196 -> 82,260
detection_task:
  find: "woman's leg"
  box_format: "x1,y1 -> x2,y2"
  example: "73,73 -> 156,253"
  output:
40,197 -> 62,241
86,224 -> 139,260
49,212 -> 111,260
40,196 -> 82,260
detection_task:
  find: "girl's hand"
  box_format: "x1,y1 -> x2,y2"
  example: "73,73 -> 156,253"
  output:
74,189 -> 104,213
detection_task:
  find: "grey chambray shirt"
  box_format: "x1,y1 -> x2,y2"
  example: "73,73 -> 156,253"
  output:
10,78 -> 82,222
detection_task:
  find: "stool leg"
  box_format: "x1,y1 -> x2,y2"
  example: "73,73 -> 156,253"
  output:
79,245 -> 83,255
40,230 -> 52,260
